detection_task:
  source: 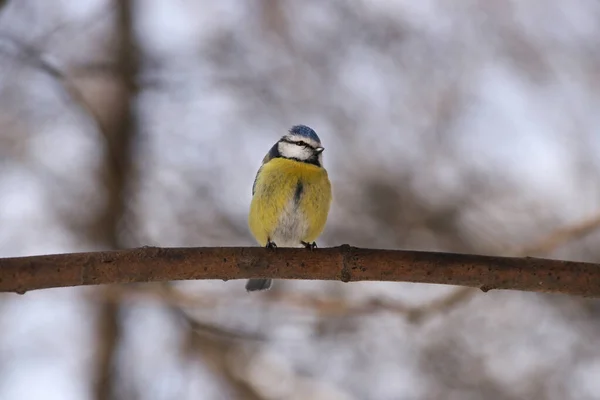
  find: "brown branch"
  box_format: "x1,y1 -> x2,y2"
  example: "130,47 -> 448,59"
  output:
404,212 -> 600,321
1,245 -> 600,297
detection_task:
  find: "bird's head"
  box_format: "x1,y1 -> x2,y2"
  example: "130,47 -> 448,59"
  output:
277,125 -> 325,166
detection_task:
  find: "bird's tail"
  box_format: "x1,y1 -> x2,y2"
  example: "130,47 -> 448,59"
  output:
245,279 -> 272,292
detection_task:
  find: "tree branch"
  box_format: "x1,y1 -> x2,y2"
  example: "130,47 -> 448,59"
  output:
1,245 -> 600,297
401,212 -> 600,320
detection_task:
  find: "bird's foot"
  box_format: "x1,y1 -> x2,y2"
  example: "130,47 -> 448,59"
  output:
301,241 -> 317,250
266,240 -> 277,250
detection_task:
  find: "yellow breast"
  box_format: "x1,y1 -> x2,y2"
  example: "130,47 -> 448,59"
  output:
248,158 -> 332,247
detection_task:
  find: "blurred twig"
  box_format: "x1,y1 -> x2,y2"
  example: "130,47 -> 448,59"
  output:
165,284 -> 266,400
516,213 -> 600,257
95,283 -> 411,318
159,283 -> 265,342
0,34 -> 107,126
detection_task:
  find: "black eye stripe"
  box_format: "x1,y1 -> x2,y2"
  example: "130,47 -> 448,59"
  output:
280,138 -> 314,149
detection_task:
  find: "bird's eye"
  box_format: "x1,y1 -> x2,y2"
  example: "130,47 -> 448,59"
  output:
295,141 -> 307,147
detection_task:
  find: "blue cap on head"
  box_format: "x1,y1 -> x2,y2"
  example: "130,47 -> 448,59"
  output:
289,125 -> 321,143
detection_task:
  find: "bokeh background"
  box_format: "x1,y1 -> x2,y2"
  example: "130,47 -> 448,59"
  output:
1,1 -> 600,399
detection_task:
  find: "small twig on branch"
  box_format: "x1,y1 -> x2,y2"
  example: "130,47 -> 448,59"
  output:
1,245 -> 600,297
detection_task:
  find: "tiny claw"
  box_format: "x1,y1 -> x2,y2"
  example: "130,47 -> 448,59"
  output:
266,240 -> 277,250
302,241 -> 317,250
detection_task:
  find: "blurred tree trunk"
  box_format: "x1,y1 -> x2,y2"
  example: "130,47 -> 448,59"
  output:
94,1 -> 139,400
94,0 -> 138,249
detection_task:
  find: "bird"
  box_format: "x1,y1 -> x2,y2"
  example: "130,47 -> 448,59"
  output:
246,125 -> 332,292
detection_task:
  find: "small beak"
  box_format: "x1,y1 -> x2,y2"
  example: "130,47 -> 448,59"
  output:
315,147 -> 325,154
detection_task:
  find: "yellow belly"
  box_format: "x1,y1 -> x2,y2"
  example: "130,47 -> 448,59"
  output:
248,158 -> 332,247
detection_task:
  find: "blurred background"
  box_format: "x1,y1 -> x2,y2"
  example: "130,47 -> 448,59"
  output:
1,0 -> 600,399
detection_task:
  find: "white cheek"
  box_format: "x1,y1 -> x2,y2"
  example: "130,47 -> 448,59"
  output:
280,143 -> 311,160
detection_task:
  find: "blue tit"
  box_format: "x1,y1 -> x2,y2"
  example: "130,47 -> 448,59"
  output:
246,125 -> 332,292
